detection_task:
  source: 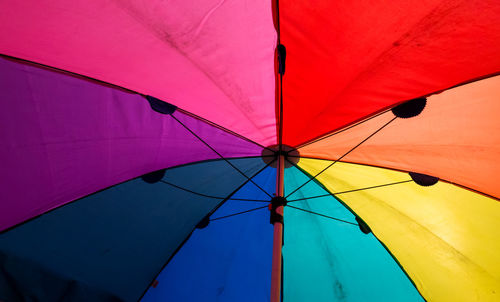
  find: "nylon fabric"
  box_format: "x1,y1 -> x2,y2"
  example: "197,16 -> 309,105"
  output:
142,166 -> 275,301
298,158 -> 500,302
299,75 -> 500,199
0,56 -> 262,231
0,158 -> 267,302
283,165 -> 424,302
280,0 -> 500,146
0,251 -> 122,302
0,2 -> 499,302
0,0 -> 277,145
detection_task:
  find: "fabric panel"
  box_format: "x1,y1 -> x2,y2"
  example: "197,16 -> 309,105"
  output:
298,158 -> 500,302
299,75 -> 500,199
142,166 -> 275,302
280,0 -> 500,146
0,57 -> 262,231
283,165 -> 423,302
0,0 -> 277,145
0,158 -> 267,302
0,251 -> 122,302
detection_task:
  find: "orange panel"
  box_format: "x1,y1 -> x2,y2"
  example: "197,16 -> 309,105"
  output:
299,76 -> 500,199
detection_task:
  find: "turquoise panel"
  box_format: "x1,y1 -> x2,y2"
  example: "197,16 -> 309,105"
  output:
283,165 -> 424,302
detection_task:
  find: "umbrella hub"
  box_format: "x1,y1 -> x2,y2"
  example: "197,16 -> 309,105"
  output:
261,144 -> 300,168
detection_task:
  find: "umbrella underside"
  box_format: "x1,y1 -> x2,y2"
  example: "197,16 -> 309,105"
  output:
1,1 -> 500,302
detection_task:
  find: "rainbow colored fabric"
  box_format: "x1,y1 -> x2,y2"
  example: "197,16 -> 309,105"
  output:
0,1 -> 499,301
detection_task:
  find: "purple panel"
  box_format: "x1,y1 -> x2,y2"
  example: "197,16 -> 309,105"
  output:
0,57 -> 262,231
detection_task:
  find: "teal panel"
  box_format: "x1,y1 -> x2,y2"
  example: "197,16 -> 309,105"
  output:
283,165 -> 423,302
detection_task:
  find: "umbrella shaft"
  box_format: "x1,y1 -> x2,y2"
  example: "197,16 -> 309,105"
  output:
270,154 -> 285,302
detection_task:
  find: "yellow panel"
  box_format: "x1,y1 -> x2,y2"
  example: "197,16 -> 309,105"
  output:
297,158 -> 500,302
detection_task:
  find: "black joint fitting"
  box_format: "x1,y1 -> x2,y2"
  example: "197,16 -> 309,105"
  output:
355,216 -> 372,234
146,95 -> 177,115
275,150 -> 288,157
141,169 -> 166,184
277,44 -> 286,75
270,196 -> 287,209
196,215 -> 210,229
269,196 -> 287,224
409,172 -> 439,186
391,97 -> 426,118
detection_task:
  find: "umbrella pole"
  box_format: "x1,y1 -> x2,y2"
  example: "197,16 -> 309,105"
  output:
270,154 -> 285,302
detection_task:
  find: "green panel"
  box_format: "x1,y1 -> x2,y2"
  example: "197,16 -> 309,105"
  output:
282,165 -> 423,302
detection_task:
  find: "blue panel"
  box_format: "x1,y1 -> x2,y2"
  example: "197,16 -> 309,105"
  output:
0,158 -> 268,302
283,166 -> 424,302
142,166 -> 275,302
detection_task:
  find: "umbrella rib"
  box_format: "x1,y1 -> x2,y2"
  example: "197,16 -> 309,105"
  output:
204,158 -> 276,219
285,116 -> 397,199
287,180 -> 413,203
137,159 -> 275,301
159,180 -> 268,202
170,114 -> 273,198
210,205 -> 269,221
286,205 -> 358,226
177,108 -> 272,151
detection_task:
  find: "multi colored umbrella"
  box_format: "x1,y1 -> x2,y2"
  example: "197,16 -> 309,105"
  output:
1,1 -> 499,301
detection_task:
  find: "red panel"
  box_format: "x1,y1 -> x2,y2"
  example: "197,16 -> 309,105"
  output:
280,0 -> 500,146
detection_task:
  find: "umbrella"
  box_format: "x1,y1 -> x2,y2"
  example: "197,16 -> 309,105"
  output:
0,1 -> 499,301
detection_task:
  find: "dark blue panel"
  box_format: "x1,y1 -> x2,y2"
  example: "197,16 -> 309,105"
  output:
0,158 -> 268,302
142,166 -> 275,302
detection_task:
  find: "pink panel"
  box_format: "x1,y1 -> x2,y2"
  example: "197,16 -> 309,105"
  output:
0,57 -> 263,231
0,0 -> 277,146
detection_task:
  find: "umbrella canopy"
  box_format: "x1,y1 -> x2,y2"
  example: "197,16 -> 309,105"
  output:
1,1 -> 499,301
